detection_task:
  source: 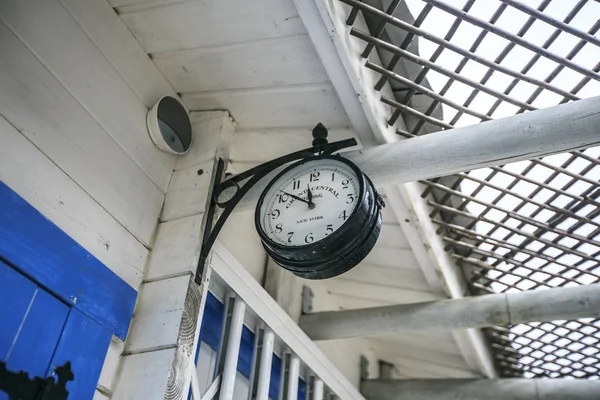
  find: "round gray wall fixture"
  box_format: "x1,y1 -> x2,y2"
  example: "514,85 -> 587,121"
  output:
147,96 -> 193,155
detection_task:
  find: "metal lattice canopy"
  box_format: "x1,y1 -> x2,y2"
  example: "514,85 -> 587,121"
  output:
340,0 -> 600,379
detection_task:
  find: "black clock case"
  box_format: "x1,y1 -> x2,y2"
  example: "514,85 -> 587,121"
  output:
255,154 -> 383,280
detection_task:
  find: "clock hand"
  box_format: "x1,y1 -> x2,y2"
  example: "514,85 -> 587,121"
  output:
306,183 -> 316,210
279,190 -> 310,205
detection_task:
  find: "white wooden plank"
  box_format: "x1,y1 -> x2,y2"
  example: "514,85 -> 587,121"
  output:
314,339 -> 364,389
325,279 -> 440,305
177,112 -> 235,171
0,0 -> 175,192
362,247 -> 420,270
0,21 -> 163,246
119,0 -> 306,53
59,0 -> 178,107
231,128 -> 361,163
98,337 -> 126,393
211,241 -> 367,400
161,160 -> 214,222
114,347 -> 179,399
219,210 -> 267,283
294,0 -> 400,145
146,214 -> 204,281
370,332 -> 463,357
109,0 -> 168,8
376,223 -> 410,249
0,116 -> 145,289
154,34 -> 329,93
331,294 -> 392,310
393,183 -> 497,378
379,357 -> 477,379
125,275 -> 191,353
182,83 -> 351,129
340,264 -> 433,293
369,341 -> 474,371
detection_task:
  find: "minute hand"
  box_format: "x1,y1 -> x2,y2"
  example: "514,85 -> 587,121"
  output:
279,190 -> 310,205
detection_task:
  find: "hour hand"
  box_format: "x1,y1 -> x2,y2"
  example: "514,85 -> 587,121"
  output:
306,184 -> 316,209
279,190 -> 310,205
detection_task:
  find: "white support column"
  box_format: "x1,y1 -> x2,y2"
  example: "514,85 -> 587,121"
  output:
361,379 -> 600,400
113,112 -> 235,400
220,296 -> 246,400
287,355 -> 300,400
255,329 -> 275,400
313,379 -> 324,400
239,95 -> 600,210
300,284 -> 600,340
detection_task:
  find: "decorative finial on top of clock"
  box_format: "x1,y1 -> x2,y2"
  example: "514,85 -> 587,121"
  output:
312,122 -> 328,147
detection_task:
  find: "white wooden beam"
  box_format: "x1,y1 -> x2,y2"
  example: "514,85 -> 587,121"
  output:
300,284 -> 600,340
384,184 -> 497,378
361,379 -> 600,400
238,95 -> 600,210
292,0 -> 399,146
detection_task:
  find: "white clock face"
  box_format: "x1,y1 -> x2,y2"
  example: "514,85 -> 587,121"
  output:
259,158 -> 361,247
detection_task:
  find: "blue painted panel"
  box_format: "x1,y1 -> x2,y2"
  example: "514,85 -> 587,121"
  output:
0,181 -> 136,339
0,261 -> 37,359
47,308 -> 112,400
6,289 -> 69,378
198,292 -> 225,352
270,354 -> 282,400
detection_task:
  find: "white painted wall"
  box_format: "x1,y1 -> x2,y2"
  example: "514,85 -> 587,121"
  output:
0,0 -> 178,397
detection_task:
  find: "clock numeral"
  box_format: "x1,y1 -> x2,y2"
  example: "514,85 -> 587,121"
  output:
305,233 -> 314,243
339,210 -> 348,221
326,224 -> 334,236
310,171 -> 320,182
331,172 -> 335,182
275,223 -> 283,234
287,232 -> 294,243
292,180 -> 300,190
346,194 -> 355,204
342,179 -> 349,189
271,209 -> 280,219
279,193 -> 289,203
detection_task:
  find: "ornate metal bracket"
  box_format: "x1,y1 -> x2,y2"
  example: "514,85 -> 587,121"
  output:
195,123 -> 358,284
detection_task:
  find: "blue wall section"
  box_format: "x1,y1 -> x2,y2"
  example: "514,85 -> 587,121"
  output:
0,181 -> 137,339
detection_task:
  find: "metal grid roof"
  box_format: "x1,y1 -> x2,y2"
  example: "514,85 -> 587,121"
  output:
339,0 -> 600,378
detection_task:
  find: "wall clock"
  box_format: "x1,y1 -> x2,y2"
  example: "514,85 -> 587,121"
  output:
255,154 -> 383,279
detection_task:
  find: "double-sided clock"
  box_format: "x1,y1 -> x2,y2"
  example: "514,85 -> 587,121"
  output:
255,154 -> 383,279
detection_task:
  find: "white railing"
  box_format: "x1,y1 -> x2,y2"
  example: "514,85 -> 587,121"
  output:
189,240 -> 366,400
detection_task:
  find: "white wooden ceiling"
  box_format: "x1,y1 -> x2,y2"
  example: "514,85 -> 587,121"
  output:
109,0 -> 480,381
111,0 -> 353,137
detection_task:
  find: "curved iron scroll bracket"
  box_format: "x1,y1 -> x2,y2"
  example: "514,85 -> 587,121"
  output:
195,137 -> 358,284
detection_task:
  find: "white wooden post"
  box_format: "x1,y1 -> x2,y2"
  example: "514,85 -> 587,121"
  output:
239,95 -> 600,210
220,296 -> 246,400
300,284 -> 600,340
287,355 -> 300,400
313,379 -> 324,400
113,112 -> 234,399
361,379 -> 600,400
255,329 -> 275,400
